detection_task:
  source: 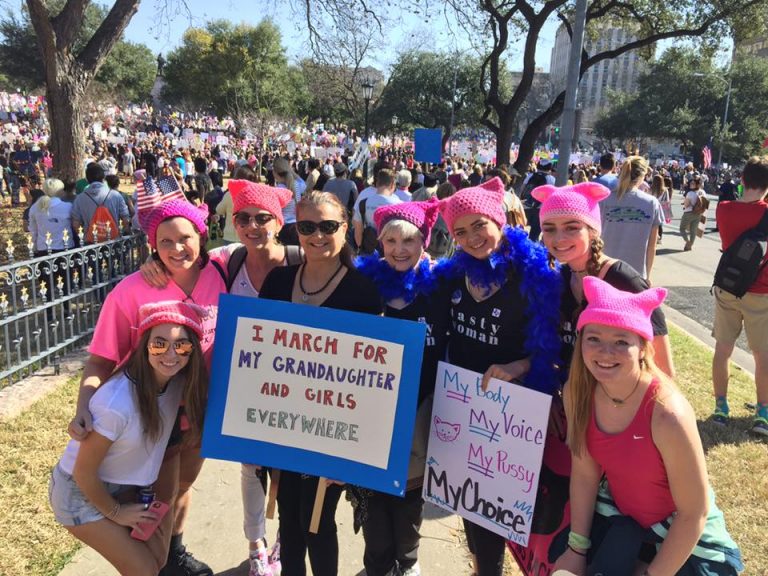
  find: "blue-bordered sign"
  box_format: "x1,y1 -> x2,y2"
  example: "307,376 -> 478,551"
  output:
414,128 -> 443,164
201,294 -> 426,496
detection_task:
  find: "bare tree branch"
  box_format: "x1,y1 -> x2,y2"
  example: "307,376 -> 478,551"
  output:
51,0 -> 88,50
78,0 -> 140,72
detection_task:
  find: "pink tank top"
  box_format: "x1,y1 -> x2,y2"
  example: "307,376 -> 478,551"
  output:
586,380 -> 676,528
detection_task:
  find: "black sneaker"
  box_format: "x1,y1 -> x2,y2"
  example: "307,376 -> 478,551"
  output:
160,545 -> 213,576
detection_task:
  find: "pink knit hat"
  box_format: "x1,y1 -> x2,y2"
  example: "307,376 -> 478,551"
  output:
228,180 -> 293,225
143,199 -> 210,249
137,300 -> 208,341
438,177 -> 506,235
373,197 -> 440,247
577,276 -> 667,341
532,182 -> 610,233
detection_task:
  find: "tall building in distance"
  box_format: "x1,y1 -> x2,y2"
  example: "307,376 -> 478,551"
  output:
549,23 -> 649,141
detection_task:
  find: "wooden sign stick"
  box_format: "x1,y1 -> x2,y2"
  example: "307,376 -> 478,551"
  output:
309,477 -> 328,534
265,469 -> 280,520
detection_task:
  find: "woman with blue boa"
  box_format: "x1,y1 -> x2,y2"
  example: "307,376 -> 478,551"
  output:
354,197 -> 450,576
435,177 -> 562,576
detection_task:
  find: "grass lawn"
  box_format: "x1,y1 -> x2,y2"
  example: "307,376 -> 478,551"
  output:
0,326 -> 766,576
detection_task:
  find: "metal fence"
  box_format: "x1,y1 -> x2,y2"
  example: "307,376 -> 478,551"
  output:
0,233 -> 145,389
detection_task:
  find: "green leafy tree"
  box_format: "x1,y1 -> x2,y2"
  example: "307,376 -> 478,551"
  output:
372,51 -> 486,149
92,41 -> 156,102
595,48 -> 768,164
163,19 -> 304,122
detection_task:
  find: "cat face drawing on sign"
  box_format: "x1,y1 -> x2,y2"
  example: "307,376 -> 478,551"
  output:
434,416 -> 461,442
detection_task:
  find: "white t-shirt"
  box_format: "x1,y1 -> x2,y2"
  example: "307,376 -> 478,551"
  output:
683,190 -> 699,213
58,371 -> 182,485
353,192 -> 401,225
351,186 -> 377,220
395,187 -> 412,202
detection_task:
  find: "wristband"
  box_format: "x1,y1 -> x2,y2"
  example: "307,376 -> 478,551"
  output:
105,501 -> 121,521
567,530 -> 592,551
567,544 -> 587,557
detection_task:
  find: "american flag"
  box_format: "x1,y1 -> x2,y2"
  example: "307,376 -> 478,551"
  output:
702,145 -> 712,170
136,174 -> 186,228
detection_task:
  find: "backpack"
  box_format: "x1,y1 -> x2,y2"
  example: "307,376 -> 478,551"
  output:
694,192 -> 710,215
712,210 -> 768,298
85,191 -> 119,243
213,244 -> 303,293
358,198 -> 379,254
520,171 -> 549,210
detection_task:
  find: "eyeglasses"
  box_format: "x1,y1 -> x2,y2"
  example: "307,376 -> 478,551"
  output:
296,220 -> 344,235
234,213 -> 275,228
147,337 -> 194,356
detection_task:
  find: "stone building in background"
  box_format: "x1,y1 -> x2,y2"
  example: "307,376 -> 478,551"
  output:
549,23 -> 650,143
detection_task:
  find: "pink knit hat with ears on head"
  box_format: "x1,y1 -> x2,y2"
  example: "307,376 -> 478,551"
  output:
137,300 -> 208,341
577,276 -> 667,342
532,182 -> 611,234
438,177 -> 507,235
373,197 -> 440,247
228,180 -> 293,225
142,199 -> 210,250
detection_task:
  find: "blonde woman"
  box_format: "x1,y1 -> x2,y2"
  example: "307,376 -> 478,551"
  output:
552,277 -> 742,576
599,156 -> 663,280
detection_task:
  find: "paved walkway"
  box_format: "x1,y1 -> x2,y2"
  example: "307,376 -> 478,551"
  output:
58,460 -> 470,576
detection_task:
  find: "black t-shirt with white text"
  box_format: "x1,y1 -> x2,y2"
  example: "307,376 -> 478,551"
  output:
446,273 -> 529,374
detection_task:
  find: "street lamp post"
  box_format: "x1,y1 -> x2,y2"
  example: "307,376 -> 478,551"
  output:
693,72 -> 732,168
391,115 -> 398,149
361,78 -> 375,142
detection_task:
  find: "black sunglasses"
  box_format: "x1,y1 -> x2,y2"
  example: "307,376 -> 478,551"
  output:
234,213 -> 276,228
296,220 -> 344,235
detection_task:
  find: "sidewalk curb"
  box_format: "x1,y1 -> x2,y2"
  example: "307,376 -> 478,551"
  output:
663,304 -> 755,377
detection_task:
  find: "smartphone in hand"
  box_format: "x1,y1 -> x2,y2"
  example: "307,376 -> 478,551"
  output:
130,500 -> 170,541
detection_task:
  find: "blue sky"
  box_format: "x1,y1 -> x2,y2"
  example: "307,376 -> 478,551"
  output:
121,0 -> 560,73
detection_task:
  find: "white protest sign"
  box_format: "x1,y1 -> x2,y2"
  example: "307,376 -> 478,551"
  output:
221,316 -> 403,469
216,135 -> 229,145
423,362 -> 551,545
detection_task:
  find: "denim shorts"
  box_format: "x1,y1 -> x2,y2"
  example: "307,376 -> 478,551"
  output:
48,464 -> 128,527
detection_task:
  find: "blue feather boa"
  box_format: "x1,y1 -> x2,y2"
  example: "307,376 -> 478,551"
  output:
434,226 -> 563,395
354,253 -> 437,304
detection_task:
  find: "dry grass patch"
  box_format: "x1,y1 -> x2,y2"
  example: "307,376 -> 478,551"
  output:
0,376 -> 80,576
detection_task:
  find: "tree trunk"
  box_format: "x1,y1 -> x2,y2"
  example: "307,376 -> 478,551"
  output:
46,61 -> 87,181
494,114 -> 515,167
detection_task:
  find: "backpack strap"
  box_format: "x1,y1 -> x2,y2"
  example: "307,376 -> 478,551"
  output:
210,259 -> 227,288
285,244 -> 303,266
225,245 -> 248,292
755,208 -> 768,236
359,198 -> 368,226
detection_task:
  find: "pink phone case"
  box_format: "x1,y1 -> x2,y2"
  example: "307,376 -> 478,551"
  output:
130,500 -> 170,541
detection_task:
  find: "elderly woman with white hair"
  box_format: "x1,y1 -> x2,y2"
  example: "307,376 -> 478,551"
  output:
28,178 -> 73,256
395,169 -> 413,201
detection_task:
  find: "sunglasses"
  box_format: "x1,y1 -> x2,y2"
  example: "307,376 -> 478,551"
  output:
234,213 -> 275,228
296,220 -> 344,235
147,337 -> 194,356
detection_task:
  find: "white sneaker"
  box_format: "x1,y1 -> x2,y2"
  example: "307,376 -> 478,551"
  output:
248,549 -> 273,576
400,563 -> 421,576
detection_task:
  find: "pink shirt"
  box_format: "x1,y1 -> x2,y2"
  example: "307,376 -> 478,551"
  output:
89,265 -> 226,367
586,380 -> 676,528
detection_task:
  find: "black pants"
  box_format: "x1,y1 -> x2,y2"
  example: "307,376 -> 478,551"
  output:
464,519 -> 505,576
362,488 -> 424,576
276,471 -> 343,576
